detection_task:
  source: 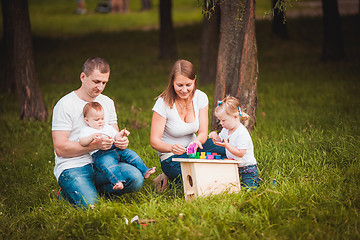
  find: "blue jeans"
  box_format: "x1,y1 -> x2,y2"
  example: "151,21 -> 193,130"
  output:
58,162 -> 143,208
238,164 -> 261,189
92,146 -> 151,186
160,139 -> 226,181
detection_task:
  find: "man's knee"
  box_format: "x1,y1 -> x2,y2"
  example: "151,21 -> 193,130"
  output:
126,171 -> 144,192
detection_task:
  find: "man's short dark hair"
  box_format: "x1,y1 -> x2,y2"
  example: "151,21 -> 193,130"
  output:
82,57 -> 110,76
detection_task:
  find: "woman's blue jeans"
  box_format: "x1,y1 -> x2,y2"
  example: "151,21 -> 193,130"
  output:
160,139 -> 226,182
92,147 -> 151,186
58,161 -> 144,208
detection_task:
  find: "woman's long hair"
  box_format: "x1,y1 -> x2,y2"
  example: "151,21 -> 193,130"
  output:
157,59 -> 197,108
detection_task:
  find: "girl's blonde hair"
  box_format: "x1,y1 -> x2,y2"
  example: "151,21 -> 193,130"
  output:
157,59 -> 197,108
214,95 -> 249,120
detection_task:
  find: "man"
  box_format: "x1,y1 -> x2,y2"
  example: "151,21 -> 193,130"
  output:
52,57 -> 144,208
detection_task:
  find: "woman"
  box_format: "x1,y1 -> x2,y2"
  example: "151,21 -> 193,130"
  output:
150,60 -> 225,191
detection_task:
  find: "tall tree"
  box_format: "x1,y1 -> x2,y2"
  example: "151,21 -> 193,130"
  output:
1,2 -> 15,93
159,0 -> 177,59
321,0 -> 345,61
212,0 -> 258,131
200,1 -> 220,85
271,0 -> 288,39
1,0 -> 48,121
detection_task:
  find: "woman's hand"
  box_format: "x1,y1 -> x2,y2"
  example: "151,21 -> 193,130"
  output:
171,144 -> 186,155
188,139 -> 203,153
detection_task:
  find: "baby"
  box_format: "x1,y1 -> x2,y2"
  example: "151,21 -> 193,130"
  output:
79,102 -> 155,190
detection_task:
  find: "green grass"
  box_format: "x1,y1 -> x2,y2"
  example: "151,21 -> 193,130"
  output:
1,1 -> 360,239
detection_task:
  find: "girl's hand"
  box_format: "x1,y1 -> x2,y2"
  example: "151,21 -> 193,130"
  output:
213,140 -> 226,147
171,144 -> 186,155
209,131 -> 221,143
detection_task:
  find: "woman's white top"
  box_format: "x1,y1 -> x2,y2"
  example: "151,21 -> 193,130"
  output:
152,89 -> 208,159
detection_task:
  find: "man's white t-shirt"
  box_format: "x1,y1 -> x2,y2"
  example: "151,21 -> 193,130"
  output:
152,89 -> 208,159
78,124 -> 118,155
219,123 -> 257,167
52,91 -> 117,180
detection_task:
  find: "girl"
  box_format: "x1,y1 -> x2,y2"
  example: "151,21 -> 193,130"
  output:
209,95 -> 260,189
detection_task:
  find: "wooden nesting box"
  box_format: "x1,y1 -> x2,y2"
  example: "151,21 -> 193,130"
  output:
173,158 -> 241,201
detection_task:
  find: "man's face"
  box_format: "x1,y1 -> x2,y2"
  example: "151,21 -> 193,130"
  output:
80,69 -> 109,99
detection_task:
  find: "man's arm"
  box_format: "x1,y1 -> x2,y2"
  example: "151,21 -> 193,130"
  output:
52,130 -> 111,158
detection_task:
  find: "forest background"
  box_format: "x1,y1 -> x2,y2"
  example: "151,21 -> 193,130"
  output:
0,0 -> 359,239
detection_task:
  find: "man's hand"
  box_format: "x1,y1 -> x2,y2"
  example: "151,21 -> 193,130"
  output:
114,136 -> 129,150
92,134 -> 113,150
119,128 -> 130,138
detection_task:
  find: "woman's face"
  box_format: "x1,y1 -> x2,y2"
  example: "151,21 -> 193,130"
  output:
173,74 -> 195,100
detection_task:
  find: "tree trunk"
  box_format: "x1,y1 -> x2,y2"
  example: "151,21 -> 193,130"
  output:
159,0 -> 177,59
200,2 -> 220,85
321,0 -> 345,61
1,1 -> 16,93
271,0 -> 289,39
1,0 -> 48,121
212,0 -> 258,131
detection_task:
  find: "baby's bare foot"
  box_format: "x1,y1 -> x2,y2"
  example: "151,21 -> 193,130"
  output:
144,167 -> 156,179
113,182 -> 124,190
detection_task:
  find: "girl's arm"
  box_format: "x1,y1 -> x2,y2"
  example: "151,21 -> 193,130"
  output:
150,111 -> 185,155
224,142 -> 246,158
